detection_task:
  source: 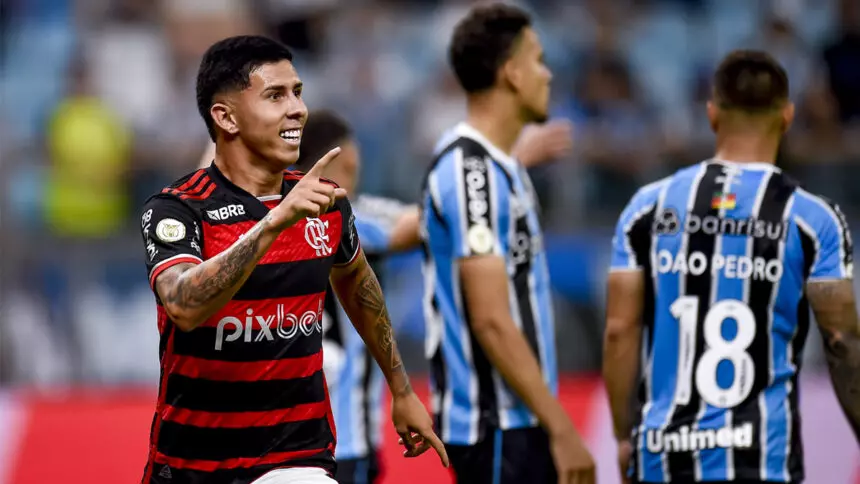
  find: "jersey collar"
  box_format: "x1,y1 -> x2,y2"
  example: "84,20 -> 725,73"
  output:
453,122 -> 521,173
709,158 -> 782,172
207,162 -> 291,199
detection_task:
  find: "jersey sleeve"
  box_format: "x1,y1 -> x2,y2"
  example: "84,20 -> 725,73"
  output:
140,195 -> 204,290
810,199 -> 854,280
432,150 -> 511,259
355,217 -> 392,255
352,195 -> 412,255
610,187 -> 660,271
333,197 -> 361,266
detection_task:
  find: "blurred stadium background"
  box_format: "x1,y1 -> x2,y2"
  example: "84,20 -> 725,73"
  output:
1,0 -> 860,482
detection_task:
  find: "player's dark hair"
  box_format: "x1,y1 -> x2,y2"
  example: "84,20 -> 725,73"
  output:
196,35 -> 294,141
293,110 -> 353,172
713,50 -> 789,112
448,3 -> 532,93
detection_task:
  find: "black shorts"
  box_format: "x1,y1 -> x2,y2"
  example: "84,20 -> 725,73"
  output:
446,427 -> 557,484
334,452 -> 381,484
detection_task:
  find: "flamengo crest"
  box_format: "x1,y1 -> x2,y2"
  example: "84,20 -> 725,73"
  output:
304,218 -> 332,256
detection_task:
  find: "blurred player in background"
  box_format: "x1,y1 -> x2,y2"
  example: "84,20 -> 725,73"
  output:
282,109 -> 574,484
421,4 -> 595,484
139,35 -> 447,484
604,50 -> 860,484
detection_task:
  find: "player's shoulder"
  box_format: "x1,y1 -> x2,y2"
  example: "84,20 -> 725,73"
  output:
625,173 -> 675,210
792,186 -> 840,212
143,168 -> 215,215
628,161 -> 730,205
432,134 -> 487,165
616,163 -> 711,224
791,186 -> 849,230
429,136 -> 509,188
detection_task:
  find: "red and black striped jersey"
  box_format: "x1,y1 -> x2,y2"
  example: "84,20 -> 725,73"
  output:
138,164 -> 361,484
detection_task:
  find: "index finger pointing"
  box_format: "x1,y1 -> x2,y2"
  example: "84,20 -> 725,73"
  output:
305,147 -> 342,178
419,428 -> 449,468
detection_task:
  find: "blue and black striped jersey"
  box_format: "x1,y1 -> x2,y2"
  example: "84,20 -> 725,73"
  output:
611,160 -> 853,483
421,122 -> 558,446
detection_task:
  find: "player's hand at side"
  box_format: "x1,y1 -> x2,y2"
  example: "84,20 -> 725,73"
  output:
392,390 -> 450,468
617,439 -> 633,484
549,424 -> 596,484
268,147 -> 347,231
515,119 -> 574,168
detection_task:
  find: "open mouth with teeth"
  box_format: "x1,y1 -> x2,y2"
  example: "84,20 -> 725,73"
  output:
279,129 -> 301,143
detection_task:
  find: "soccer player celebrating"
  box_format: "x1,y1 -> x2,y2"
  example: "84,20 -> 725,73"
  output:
420,4 -> 595,484
604,50 -> 860,484
138,36 -> 447,484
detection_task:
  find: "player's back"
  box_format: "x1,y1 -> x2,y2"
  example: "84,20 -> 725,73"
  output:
612,159 -> 852,483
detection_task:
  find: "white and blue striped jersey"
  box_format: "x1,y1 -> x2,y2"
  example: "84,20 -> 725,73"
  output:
611,160 -> 853,483
322,194 -> 411,460
421,122 -> 558,446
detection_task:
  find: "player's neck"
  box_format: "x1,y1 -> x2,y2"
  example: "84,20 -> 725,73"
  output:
466,94 -> 524,155
713,132 -> 781,166
213,144 -> 284,197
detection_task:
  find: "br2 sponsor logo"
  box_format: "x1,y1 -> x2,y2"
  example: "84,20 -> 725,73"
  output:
206,204 -> 246,221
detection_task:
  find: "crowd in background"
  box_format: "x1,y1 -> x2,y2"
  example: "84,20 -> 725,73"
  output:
1,0 -> 860,387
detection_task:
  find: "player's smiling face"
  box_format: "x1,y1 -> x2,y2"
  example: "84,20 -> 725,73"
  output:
506,28 -> 551,123
234,60 -> 308,167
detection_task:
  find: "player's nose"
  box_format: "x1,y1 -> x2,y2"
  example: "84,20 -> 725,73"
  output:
544,65 -> 553,83
286,98 -> 308,122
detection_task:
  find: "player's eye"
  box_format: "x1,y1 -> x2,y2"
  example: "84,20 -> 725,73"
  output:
269,91 -> 283,101
293,88 -> 302,98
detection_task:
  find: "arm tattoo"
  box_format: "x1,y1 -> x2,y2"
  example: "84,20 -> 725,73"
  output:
355,266 -> 406,374
807,280 -> 860,442
335,253 -> 411,396
157,215 -> 271,313
821,327 -> 860,442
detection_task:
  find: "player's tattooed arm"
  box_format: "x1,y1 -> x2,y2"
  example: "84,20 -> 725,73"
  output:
807,279 -> 860,443
330,250 -> 412,397
603,270 -> 646,442
155,214 -> 281,331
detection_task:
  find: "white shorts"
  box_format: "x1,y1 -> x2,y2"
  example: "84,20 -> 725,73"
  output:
251,467 -> 337,484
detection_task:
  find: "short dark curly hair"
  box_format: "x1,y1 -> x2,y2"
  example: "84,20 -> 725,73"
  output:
196,35 -> 294,141
448,3 -> 532,94
293,110 -> 353,172
713,50 -> 789,112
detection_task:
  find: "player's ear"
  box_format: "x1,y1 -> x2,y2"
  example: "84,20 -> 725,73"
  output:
211,102 -> 239,136
781,102 -> 795,134
706,100 -> 719,132
500,55 -> 523,93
